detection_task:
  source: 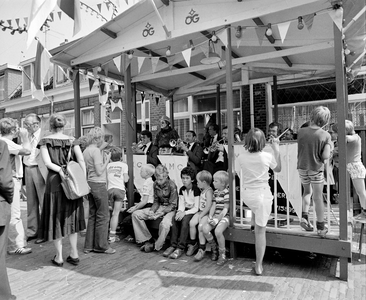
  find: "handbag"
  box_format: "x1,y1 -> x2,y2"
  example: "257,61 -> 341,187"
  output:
61,145 -> 90,200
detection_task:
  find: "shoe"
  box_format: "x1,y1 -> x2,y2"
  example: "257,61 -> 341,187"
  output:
51,256 -> 63,267
169,248 -> 183,259
210,244 -> 219,261
300,218 -> 314,231
8,247 -> 32,255
27,235 -> 37,242
94,247 -> 116,254
66,256 -> 80,266
83,249 -> 93,254
194,249 -> 205,261
186,243 -> 199,256
217,250 -> 227,266
124,235 -> 135,243
144,242 -> 154,253
354,211 -> 366,222
108,236 -> 120,243
35,238 -> 46,244
163,246 -> 176,257
317,224 -> 328,238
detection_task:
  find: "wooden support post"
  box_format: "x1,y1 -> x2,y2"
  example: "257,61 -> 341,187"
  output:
216,84 -> 221,132
334,22 -> 349,281
73,68 -> 81,138
133,83 -> 137,141
273,75 -> 278,123
170,95 -> 174,129
125,65 -> 134,207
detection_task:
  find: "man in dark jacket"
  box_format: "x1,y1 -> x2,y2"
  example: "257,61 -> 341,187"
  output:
0,139 -> 15,300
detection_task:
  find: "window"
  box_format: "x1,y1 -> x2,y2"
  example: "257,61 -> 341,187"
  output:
192,90 -> 240,112
82,108 -> 94,134
55,65 -> 69,85
0,75 -> 4,101
174,118 -> 190,138
23,64 -> 32,91
173,97 -> 188,113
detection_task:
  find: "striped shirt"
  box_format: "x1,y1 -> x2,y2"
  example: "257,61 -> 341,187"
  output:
213,188 -> 229,217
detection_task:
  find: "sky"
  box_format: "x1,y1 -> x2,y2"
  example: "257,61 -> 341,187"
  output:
0,0 -> 140,66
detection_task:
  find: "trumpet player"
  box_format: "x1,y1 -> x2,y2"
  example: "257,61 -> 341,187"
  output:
132,130 -> 160,167
178,131 -> 203,174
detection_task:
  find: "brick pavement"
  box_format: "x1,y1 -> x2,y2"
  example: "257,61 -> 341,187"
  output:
5,202 -> 366,300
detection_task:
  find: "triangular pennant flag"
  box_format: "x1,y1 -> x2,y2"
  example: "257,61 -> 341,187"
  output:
58,11 -> 62,20
125,0 -> 128,5
15,18 -> 20,27
49,12 -> 54,21
167,55 -> 175,70
118,84 -> 122,95
303,13 -> 315,31
182,48 -> 192,67
328,8 -> 343,31
57,0 -> 82,36
100,83 -> 105,95
117,99 -> 123,111
103,64 -> 109,77
255,26 -> 267,46
277,21 -> 291,43
217,30 -> 228,48
141,92 -> 145,104
199,43 -> 209,58
97,3 -> 102,13
113,55 -> 121,73
24,17 -> 28,25
236,38 -> 242,49
120,53 -> 131,73
7,20 -> 12,26
155,96 -> 160,106
110,100 -> 116,111
137,57 -> 146,73
88,78 -> 95,91
105,2 -> 110,11
151,57 -> 160,73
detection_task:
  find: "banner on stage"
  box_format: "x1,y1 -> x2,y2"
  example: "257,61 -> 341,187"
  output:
158,155 -> 188,190
133,155 -> 147,194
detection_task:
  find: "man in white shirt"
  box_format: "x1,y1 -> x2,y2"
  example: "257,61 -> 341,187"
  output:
22,113 -> 46,243
0,118 -> 32,254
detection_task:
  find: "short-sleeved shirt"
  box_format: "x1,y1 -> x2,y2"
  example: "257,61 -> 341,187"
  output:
347,134 -> 362,164
0,137 -> 23,178
107,161 -> 128,191
178,184 -> 201,215
237,149 -> 276,188
141,177 -> 154,204
83,145 -> 106,183
199,187 -> 213,211
213,188 -> 229,217
297,127 -> 331,171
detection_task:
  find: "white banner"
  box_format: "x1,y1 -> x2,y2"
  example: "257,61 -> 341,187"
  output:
133,155 -> 147,194
158,155 -> 188,191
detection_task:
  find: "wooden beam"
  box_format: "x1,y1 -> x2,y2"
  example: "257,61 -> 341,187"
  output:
247,62 -> 334,71
100,27 -> 117,39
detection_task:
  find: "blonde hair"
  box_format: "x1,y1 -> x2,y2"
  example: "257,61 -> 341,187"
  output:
345,120 -> 355,135
87,127 -> 104,145
196,170 -> 212,185
155,164 -> 168,177
213,171 -> 229,186
244,128 -> 266,153
141,164 -> 156,176
310,106 -> 330,127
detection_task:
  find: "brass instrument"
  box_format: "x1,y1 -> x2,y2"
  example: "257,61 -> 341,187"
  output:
169,138 -> 187,148
203,138 -> 225,154
131,141 -> 144,152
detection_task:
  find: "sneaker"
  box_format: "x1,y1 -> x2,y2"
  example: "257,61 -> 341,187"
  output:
317,225 -> 328,238
194,249 -> 205,261
186,243 -> 199,256
144,242 -> 155,253
108,236 -> 120,243
163,246 -> 176,257
94,247 -> 116,254
170,248 -> 183,259
217,251 -> 227,266
8,247 -> 32,255
300,218 -> 314,231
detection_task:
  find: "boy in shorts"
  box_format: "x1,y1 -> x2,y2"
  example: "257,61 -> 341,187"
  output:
107,147 -> 129,243
297,106 -> 331,237
201,171 -> 230,265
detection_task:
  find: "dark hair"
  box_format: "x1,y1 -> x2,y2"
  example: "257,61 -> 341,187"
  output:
244,128 -> 266,153
186,130 -> 196,137
181,166 -> 196,181
209,124 -> 219,133
110,146 -> 122,161
140,130 -> 152,140
269,122 -> 281,131
49,114 -> 66,131
300,121 -> 310,128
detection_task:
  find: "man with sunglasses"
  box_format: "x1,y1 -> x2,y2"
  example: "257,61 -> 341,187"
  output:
23,113 -> 46,244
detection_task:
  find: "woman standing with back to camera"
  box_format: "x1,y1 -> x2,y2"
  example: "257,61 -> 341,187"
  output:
37,114 -> 86,267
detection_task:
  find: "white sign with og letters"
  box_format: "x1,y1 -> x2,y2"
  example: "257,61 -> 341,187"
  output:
133,155 -> 147,194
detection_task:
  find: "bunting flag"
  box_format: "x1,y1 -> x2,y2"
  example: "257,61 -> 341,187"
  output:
255,26 -> 267,46
15,18 -> 20,26
110,100 -> 116,111
182,48 -> 192,67
110,83 -> 115,99
118,84 -> 122,95
97,3 -> 102,13
141,92 -> 145,104
57,11 -> 62,20
103,63 -> 109,77
155,96 -> 159,106
31,40 -> 52,101
151,57 -> 160,73
100,82 -> 105,95
167,56 -> 175,70
27,0 -> 57,48
57,0 -> 82,36
328,8 -> 343,31
303,13 -> 315,31
137,57 -> 146,73
120,53 -> 131,73
113,55 -> 121,73
92,67 -> 99,79
24,17 -> 28,25
117,99 -> 123,111
277,21 -> 291,43
58,65 -> 70,80
199,43 -> 209,58
49,12 -> 54,21
217,30 -> 228,48
99,81 -> 109,105
236,38 -> 242,49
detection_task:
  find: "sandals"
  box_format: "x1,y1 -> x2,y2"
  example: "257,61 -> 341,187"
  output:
51,256 -> 63,267
66,256 -> 80,266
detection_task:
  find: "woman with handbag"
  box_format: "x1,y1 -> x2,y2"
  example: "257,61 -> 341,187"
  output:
83,127 -> 115,254
37,114 -> 86,267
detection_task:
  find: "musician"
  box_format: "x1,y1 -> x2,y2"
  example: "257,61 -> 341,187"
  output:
213,126 -> 229,173
154,116 -> 179,154
132,130 -> 160,167
268,122 -> 282,140
178,130 -> 203,174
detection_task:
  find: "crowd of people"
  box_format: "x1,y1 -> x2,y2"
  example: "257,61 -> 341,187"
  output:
0,106 -> 365,298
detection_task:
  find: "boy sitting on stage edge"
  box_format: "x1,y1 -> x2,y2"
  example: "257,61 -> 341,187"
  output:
187,170 -> 213,258
201,171 -> 230,265
163,167 -> 201,259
